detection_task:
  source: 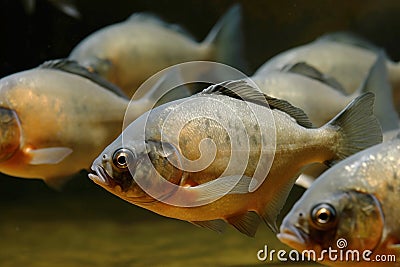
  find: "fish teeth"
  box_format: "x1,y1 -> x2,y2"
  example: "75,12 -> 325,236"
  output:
88,165 -> 109,185
88,173 -> 105,184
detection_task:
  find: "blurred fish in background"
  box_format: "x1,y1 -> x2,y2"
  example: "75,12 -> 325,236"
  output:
69,4 -> 246,97
0,60 -> 127,189
251,51 -> 398,128
255,32 -> 400,113
0,59 -> 187,189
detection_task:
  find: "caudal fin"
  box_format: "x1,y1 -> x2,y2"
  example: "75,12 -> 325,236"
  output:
203,4 -> 247,72
327,92 -> 382,161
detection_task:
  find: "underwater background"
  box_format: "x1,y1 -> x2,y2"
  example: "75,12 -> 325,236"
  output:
1,1 -> 400,266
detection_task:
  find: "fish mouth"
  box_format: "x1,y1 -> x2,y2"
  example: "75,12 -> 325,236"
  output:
277,225 -> 310,252
89,165 -> 112,186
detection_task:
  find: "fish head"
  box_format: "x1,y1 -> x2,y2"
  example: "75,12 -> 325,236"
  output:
279,189 -> 384,258
89,137 -> 184,205
0,107 -> 21,162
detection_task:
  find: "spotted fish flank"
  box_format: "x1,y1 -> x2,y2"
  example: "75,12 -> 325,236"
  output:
89,80 -> 382,236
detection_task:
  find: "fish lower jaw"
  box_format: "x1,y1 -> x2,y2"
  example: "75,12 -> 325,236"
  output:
89,165 -> 111,185
277,230 -> 309,252
88,173 -> 107,185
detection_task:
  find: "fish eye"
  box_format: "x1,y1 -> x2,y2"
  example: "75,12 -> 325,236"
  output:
311,203 -> 337,228
112,148 -> 134,169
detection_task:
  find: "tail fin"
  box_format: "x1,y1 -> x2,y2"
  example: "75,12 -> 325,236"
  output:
358,51 -> 400,131
327,92 -> 382,161
203,4 -> 248,72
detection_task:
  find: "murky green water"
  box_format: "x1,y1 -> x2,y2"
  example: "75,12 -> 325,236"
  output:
2,1 -> 399,266
0,175 -> 320,267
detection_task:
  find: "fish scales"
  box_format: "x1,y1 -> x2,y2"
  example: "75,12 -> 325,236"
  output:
90,81 -> 382,236
279,136 -> 400,266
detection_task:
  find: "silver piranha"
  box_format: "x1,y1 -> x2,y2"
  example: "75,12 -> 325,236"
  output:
89,80 -> 382,237
253,51 -> 399,130
278,133 -> 400,266
69,5 -> 245,97
0,59 -> 186,189
255,32 -> 400,112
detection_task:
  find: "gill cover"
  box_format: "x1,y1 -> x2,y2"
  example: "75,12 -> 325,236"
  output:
0,108 -> 21,162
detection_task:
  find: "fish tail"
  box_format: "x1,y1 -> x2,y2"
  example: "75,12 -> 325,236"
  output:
203,4 -> 248,72
358,51 -> 399,131
327,92 -> 382,161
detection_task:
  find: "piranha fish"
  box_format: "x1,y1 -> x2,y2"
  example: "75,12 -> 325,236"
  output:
89,80 -> 382,237
252,52 -> 398,189
278,133 -> 400,266
0,59 -> 185,189
255,32 -> 400,112
69,5 -> 245,97
253,50 -> 399,129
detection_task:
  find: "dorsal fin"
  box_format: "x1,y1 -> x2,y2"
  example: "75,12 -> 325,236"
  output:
127,12 -> 195,39
38,59 -> 128,99
201,80 -> 313,128
282,62 -> 346,94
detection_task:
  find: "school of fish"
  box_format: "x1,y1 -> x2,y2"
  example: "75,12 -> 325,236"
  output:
2,3 -> 400,266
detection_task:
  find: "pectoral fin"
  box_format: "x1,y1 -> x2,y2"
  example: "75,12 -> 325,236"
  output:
27,147 -> 73,165
184,175 -> 251,205
261,180 -> 295,233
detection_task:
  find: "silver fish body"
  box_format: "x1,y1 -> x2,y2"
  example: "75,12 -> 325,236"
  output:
0,66 -> 129,188
255,38 -> 400,112
69,5 -> 245,97
254,50 -> 399,131
279,134 -> 400,266
251,72 -> 356,127
90,81 -> 382,236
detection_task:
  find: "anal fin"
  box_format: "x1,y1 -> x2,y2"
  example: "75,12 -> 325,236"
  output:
227,211 -> 261,237
190,219 -> 227,233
